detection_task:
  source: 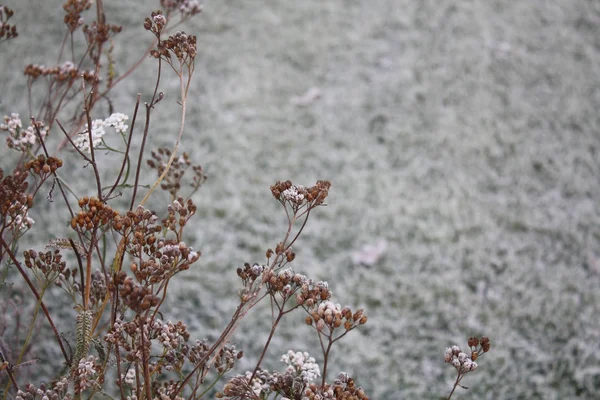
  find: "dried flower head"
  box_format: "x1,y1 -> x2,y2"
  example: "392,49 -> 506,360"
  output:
0,168 -> 33,232
271,180 -> 331,211
147,147 -> 207,197
14,378 -> 72,400
0,5 -> 18,42
161,0 -> 203,18
151,29 -> 197,63
24,154 -> 63,180
62,0 -> 92,32
304,372 -> 369,400
24,62 -> 96,83
70,196 -> 119,233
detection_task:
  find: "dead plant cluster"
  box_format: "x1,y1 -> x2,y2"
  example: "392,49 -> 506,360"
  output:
0,2 -> 488,399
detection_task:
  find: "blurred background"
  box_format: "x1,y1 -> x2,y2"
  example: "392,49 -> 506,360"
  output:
1,1 -> 600,398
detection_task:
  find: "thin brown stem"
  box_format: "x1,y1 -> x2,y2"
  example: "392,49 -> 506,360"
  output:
105,93 -> 142,200
83,90 -> 104,200
446,371 -> 463,400
140,318 -> 152,400
0,351 -> 19,392
321,338 -> 334,388
130,58 -> 162,210
249,308 -> 284,382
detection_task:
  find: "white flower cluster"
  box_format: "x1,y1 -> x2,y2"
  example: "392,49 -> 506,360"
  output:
282,185 -> 305,203
281,350 -> 321,383
73,113 -> 129,153
1,113 -> 48,151
104,112 -> 129,134
445,345 -> 478,373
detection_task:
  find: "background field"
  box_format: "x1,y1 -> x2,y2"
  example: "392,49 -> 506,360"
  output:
1,1 -> 600,398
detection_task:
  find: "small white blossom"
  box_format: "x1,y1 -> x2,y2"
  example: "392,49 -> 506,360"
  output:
104,112 -> 129,134
73,119 -> 105,153
73,113 -> 129,153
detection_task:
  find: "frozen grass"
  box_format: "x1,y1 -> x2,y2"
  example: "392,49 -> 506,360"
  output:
2,0 -> 600,398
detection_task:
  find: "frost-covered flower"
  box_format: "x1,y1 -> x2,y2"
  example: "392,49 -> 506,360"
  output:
445,344 -> 479,373
282,185 -> 305,203
281,350 -> 321,383
73,119 -> 105,153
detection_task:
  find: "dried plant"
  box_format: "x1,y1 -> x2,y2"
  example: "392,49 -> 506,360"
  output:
0,2 -> 491,400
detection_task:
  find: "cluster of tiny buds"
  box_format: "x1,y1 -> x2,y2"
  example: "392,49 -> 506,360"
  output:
82,21 -> 123,53
114,271 -> 160,312
25,155 -> 63,178
163,197 -> 197,231
214,344 -> 244,374
0,5 -> 17,41
445,346 -> 477,373
15,378 -> 72,400
145,10 -> 197,62
281,350 -> 321,383
144,10 -> 167,35
153,381 -> 184,400
296,280 -> 331,308
304,373 -> 369,400
270,180 -> 331,208
71,196 -> 119,232
24,62 -> 95,83
161,31 -> 197,61
23,249 -> 66,280
217,369 -> 270,399
445,336 -> 490,375
129,239 -> 200,284
1,168 -> 33,230
111,205 -> 160,234
62,0 -> 92,32
262,268 -> 310,298
75,355 -> 101,393
147,147 -> 207,196
305,301 -> 367,334
237,262 -> 265,284
152,319 -> 190,350
160,0 -> 203,18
